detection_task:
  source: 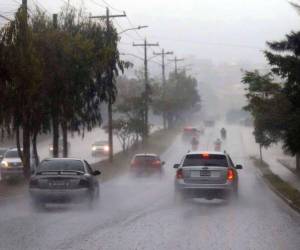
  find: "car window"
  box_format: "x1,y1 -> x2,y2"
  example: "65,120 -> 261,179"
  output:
135,155 -> 158,161
182,154 -> 228,167
4,150 -> 20,158
38,160 -> 84,172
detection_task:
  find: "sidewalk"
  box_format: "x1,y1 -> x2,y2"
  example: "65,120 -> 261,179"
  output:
240,126 -> 300,192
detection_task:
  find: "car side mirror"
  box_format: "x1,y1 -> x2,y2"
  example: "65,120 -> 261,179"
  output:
173,164 -> 180,169
93,170 -> 101,176
235,164 -> 243,170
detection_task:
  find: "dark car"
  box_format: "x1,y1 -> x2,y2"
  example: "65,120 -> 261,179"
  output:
130,154 -> 165,177
174,151 -> 242,201
29,158 -> 100,209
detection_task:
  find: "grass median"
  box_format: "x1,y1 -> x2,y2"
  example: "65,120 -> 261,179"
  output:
92,127 -> 180,182
251,156 -> 300,212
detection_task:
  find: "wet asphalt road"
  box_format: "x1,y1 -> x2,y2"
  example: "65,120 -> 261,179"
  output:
0,124 -> 300,250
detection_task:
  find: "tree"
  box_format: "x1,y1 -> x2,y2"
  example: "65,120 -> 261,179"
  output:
0,6 -> 43,177
152,71 -> 201,128
265,30 -> 300,171
242,70 -> 291,162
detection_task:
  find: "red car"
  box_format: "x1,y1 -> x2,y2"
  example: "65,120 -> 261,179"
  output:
130,154 -> 165,177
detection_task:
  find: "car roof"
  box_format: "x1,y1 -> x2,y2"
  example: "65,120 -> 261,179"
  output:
134,153 -> 158,157
186,151 -> 226,156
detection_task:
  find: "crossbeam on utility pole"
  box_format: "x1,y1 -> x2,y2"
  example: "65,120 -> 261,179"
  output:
153,49 -> 173,129
90,8 -> 126,163
168,56 -> 184,76
133,39 -> 159,139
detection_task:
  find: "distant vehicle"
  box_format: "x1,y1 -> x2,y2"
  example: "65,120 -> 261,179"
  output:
49,139 -> 71,155
130,154 -> 165,177
0,148 -> 23,180
204,120 -> 215,127
182,127 -> 200,142
91,141 -> 109,156
29,158 -> 100,209
214,138 -> 222,151
174,151 -> 242,201
0,147 -> 9,162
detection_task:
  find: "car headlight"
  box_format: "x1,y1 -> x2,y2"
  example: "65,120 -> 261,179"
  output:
104,146 -> 109,152
1,161 -> 9,168
92,146 -> 97,151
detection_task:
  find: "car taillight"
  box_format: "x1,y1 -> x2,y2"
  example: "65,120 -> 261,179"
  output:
79,179 -> 89,188
29,179 -> 38,187
176,169 -> 183,179
131,160 -> 137,167
152,160 -> 161,167
227,169 -> 234,181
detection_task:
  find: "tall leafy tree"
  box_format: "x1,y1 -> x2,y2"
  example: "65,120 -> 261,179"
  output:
265,31 -> 300,171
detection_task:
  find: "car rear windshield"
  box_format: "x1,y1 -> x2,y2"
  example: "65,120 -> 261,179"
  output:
183,154 -> 228,167
135,155 -> 158,161
38,160 -> 84,172
5,150 -> 20,158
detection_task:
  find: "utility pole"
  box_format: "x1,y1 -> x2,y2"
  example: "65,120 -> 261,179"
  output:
90,8 -> 126,163
153,49 -> 173,129
133,39 -> 159,139
169,56 -> 184,76
53,14 -> 58,29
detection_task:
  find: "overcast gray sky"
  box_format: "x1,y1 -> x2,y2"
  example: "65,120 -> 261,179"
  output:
1,0 -> 300,66
1,0 -> 299,114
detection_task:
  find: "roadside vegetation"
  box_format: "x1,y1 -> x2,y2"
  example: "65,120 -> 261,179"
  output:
251,157 -> 300,213
242,2 -> 300,173
0,4 -> 201,179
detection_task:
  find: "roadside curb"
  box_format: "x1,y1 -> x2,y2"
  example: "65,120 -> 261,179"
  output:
253,158 -> 300,214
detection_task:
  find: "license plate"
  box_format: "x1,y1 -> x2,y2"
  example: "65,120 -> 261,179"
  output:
50,181 -> 65,188
200,170 -> 211,177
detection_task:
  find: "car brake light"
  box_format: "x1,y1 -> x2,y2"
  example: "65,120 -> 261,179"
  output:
227,169 -> 234,181
202,152 -> 209,159
152,160 -> 161,166
176,169 -> 183,179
